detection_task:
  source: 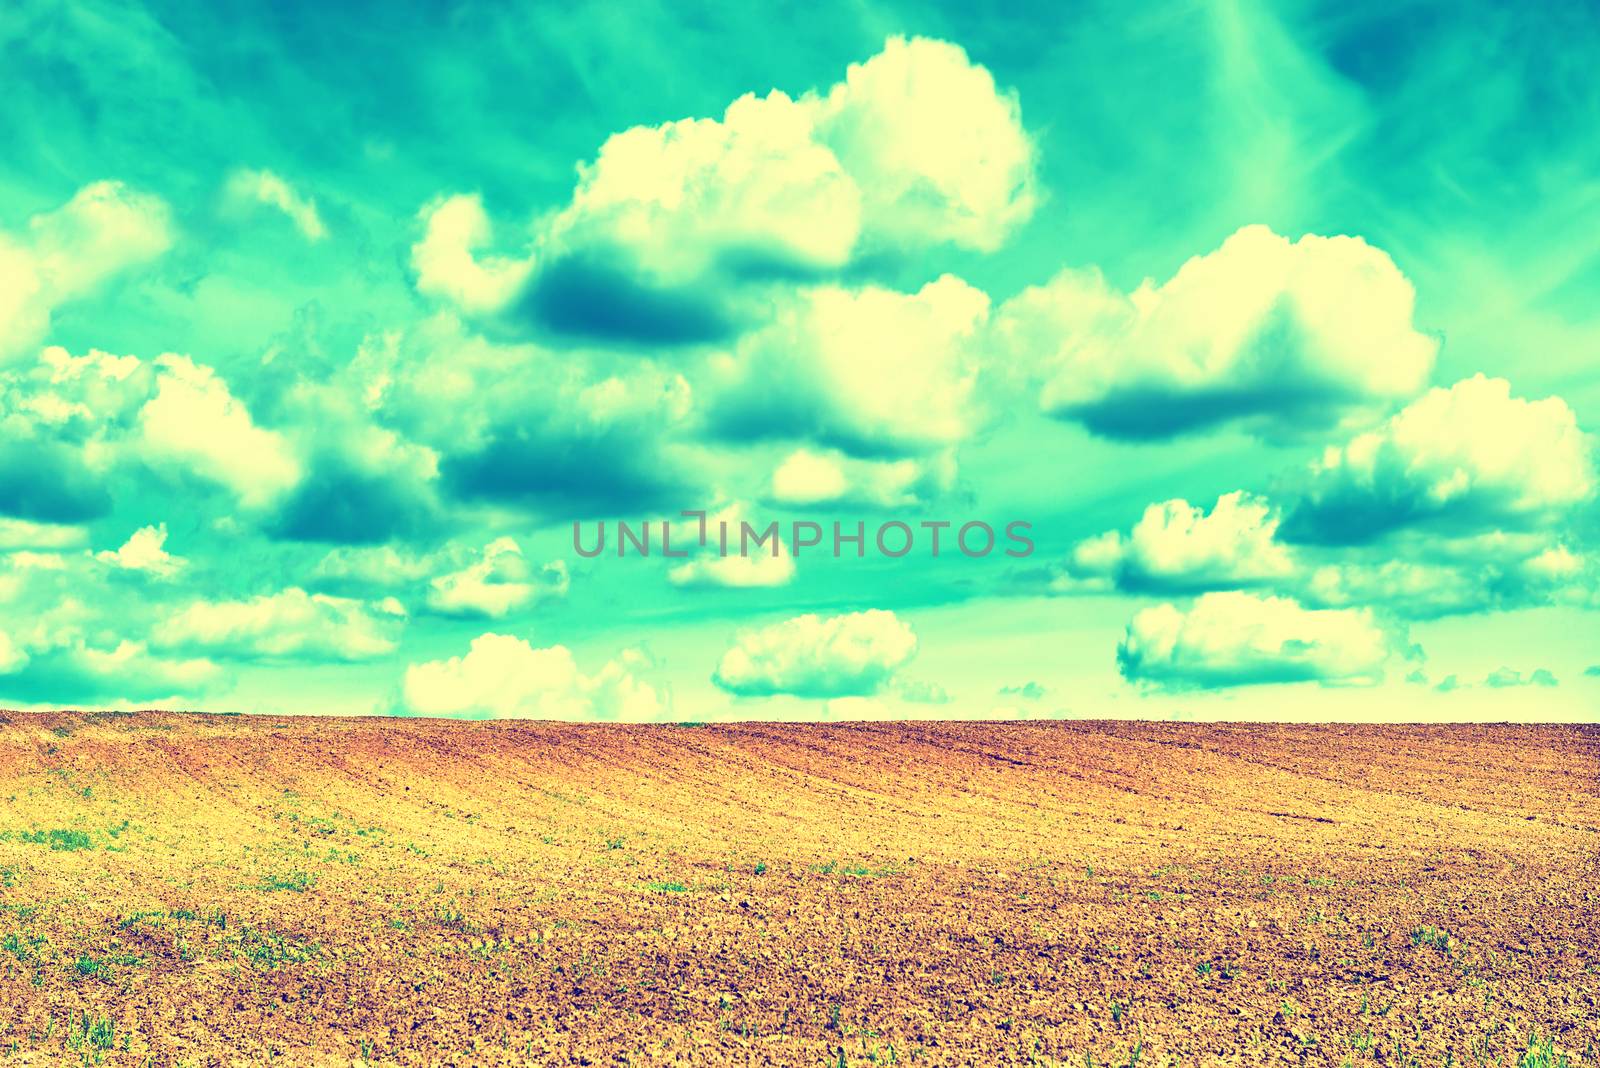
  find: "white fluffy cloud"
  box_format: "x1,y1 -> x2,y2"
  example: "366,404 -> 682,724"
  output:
812,36 -> 1036,254
411,194 -> 534,314
994,225 -> 1437,439
1117,591 -> 1397,689
1061,491 -> 1294,593
138,354 -> 302,508
667,505 -> 797,589
399,633 -> 664,720
1,182 -> 172,360
413,37 -> 1034,338
549,90 -> 860,282
1283,374 -> 1596,544
225,169 -> 327,241
710,276 -> 988,456
0,346 -> 308,525
713,609 -> 918,697
770,447 -> 952,508
0,636 -> 218,703
153,587 -> 400,662
0,556 -> 219,700
96,523 -> 184,576
425,537 -> 569,618
0,517 -> 87,550
1297,538 -> 1596,618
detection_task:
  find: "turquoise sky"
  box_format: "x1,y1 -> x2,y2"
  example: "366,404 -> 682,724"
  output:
1,0 -> 1596,721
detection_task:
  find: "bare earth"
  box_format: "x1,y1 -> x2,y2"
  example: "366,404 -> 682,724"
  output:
1,712 -> 1597,1066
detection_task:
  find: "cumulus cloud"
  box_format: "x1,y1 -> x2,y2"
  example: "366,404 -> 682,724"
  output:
153,587 -> 400,661
994,225 -> 1437,440
0,345 -> 154,522
769,447 -> 953,508
710,276 -> 988,457
258,373 -> 442,544
139,354 -> 302,508
713,609 -> 917,697
96,523 -> 184,576
1483,666 -> 1558,688
411,194 -> 533,314
0,517 -> 87,550
398,633 -> 664,720
668,548 -> 795,590
0,343 -> 315,528
415,37 -> 1033,343
225,169 -> 327,241
813,36 -> 1036,254
1,181 -> 172,360
1117,591 -> 1398,690
1282,374 -> 1595,545
0,636 -> 218,704
0,554 -> 220,701
358,314 -> 698,516
425,537 -> 568,618
311,544 -> 438,590
1299,539 -> 1596,619
1060,491 -> 1294,594
666,503 -> 796,589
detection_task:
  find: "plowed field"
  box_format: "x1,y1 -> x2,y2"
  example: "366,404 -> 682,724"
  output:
1,712 -> 1596,1065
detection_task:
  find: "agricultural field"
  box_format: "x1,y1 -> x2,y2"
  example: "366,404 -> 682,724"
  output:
0,712 -> 1596,1065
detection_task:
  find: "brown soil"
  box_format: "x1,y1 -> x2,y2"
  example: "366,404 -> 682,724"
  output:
1,712 -> 1597,1065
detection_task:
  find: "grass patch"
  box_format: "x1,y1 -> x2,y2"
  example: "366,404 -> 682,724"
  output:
1409,925 -> 1453,953
256,870 -> 317,893
1521,1035 -> 1572,1068
647,881 -> 689,893
8,828 -> 93,851
232,925 -> 319,968
65,1012 -> 116,1052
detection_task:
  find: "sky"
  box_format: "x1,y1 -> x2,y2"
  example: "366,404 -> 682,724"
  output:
0,0 -> 1596,722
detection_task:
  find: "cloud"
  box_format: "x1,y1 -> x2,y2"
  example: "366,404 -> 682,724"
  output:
1060,491 -> 1294,593
1117,591 -> 1398,690
769,447 -> 953,509
709,276 -> 988,457
0,636 -> 218,705
897,678 -> 951,704
667,503 -> 796,589
0,346 -> 153,522
667,550 -> 795,590
309,544 -> 438,591
1282,375 -> 1595,545
138,354 -> 302,508
1299,539 -> 1595,619
0,517 -> 87,550
998,681 -> 1046,700
225,169 -> 327,241
1483,666 -> 1558,689
712,609 -> 917,697
153,587 -> 400,662
425,537 -> 569,618
259,380 -> 441,544
96,523 -> 184,576
414,37 -> 1034,343
397,633 -> 664,720
411,194 -> 533,314
1,181 -> 172,359
994,225 -> 1437,440
812,36 -> 1036,254
361,314 -> 698,517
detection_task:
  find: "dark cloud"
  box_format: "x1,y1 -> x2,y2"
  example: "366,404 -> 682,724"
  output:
0,441 -> 112,522
516,254 -> 738,346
